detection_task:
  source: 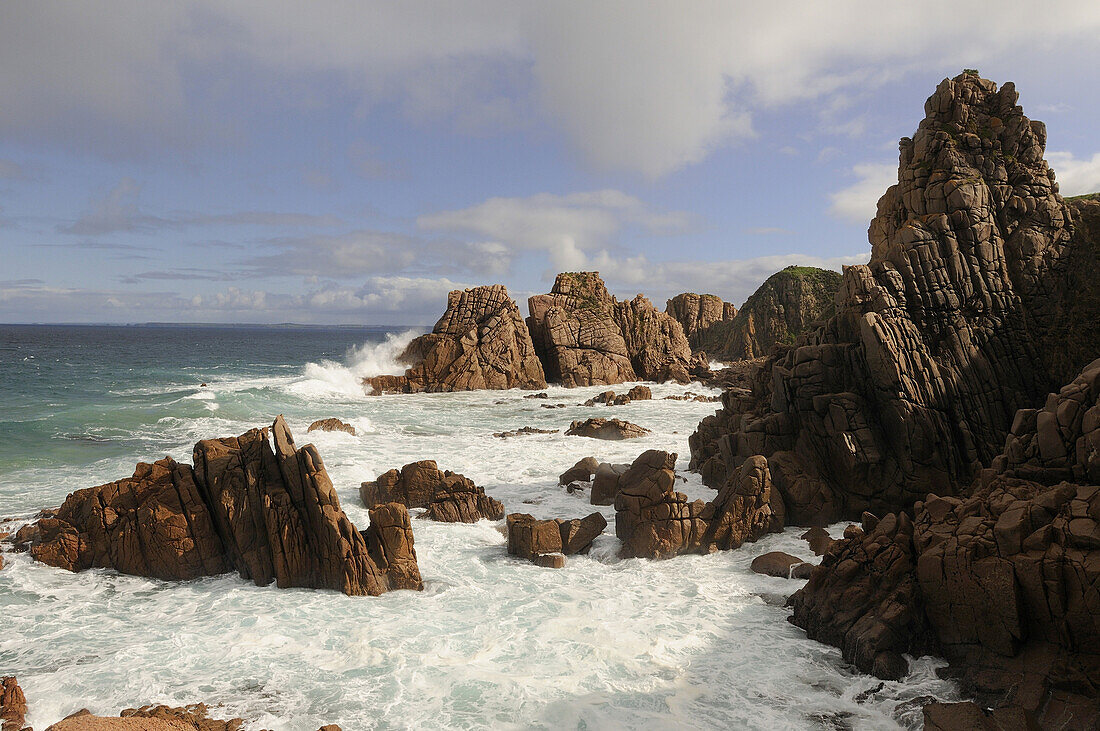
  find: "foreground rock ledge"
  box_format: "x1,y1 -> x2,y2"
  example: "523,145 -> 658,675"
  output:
14,417 -> 422,596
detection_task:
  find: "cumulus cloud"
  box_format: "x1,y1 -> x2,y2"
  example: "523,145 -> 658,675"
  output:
418,190 -> 692,271
5,2 -> 1100,174
1047,150 -> 1100,197
828,162 -> 898,224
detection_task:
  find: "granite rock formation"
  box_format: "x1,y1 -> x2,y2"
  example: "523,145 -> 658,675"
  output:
565,418 -> 650,440
665,293 -> 737,352
1,677 -> 27,731
307,418 -> 356,436
360,461 -> 505,523
614,450 -> 783,559
365,285 -> 546,394
506,512 -> 607,567
690,72 -> 1099,523
749,551 -> 807,578
527,272 -> 637,387
15,417 -> 422,596
559,456 -> 600,486
591,462 -> 630,505
527,272 -> 694,386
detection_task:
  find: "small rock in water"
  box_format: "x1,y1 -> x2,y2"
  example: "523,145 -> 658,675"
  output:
750,551 -> 806,578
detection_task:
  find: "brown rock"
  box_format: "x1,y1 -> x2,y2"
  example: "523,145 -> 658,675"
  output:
750,551 -> 806,578
665,293 -> 737,352
360,461 -> 504,523
306,418 -> 356,436
698,455 -> 785,551
1,677 -> 28,731
492,426 -> 558,438
506,511 -> 607,566
800,527 -> 834,556
612,294 -> 693,382
565,418 -> 649,440
922,701 -> 1039,731
366,285 -> 546,393
626,385 -> 652,401
559,456 -> 600,485
20,418 -> 421,596
527,272 -> 637,387
689,72 -> 1096,523
591,462 -> 629,505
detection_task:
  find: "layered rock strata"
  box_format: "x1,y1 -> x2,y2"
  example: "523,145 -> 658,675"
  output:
365,285 -> 546,394
359,460 -> 505,523
690,72 -> 1096,522
15,417 -> 422,596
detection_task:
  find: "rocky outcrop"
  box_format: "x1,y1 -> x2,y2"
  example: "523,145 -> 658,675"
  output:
46,703 -> 247,730
492,426 -> 558,438
614,450 -> 783,559
506,512 -> 607,567
527,272 -> 637,387
307,418 -> 356,436
365,285 -> 546,394
559,456 -> 600,486
1,677 -> 27,731
360,461 -> 505,523
706,266 -> 841,362
565,418 -> 650,440
583,384 -> 652,406
527,272 -> 695,386
790,358 -> 1100,724
749,551 -> 807,578
612,295 -> 694,382
15,417 -> 422,597
591,462 -> 629,505
665,293 -> 737,352
689,72 -> 1100,523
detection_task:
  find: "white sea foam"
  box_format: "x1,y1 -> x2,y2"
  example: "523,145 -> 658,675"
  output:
1,355 -> 966,730
290,330 -> 421,401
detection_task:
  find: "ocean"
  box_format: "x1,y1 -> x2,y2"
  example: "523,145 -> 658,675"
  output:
0,324 -> 961,729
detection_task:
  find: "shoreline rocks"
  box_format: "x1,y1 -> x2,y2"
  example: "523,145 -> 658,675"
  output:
506,512 -> 607,567
365,284 -> 546,394
360,461 -> 505,523
565,418 -> 650,440
14,417 -> 422,596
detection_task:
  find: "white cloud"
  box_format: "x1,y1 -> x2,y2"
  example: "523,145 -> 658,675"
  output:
828,162 -> 898,224
418,190 -> 692,271
4,2 -> 1100,174
1047,150 -> 1100,197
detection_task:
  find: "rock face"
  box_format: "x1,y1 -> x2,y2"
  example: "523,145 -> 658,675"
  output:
506,512 -> 607,567
307,418 -> 356,436
16,417 -> 422,597
665,293 -> 737,352
527,272 -> 694,386
790,359 -> 1100,724
707,266 -> 841,362
365,285 -> 546,394
1,677 -> 27,731
613,451 -> 783,559
565,418 -> 650,440
690,72 -> 1100,523
360,461 -> 505,523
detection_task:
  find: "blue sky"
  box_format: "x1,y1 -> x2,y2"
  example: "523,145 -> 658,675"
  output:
3,1 -> 1100,325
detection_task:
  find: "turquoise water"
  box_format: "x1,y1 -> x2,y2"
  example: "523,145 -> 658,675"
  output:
0,325 -> 962,730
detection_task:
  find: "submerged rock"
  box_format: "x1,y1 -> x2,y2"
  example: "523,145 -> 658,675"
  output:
16,417 -> 421,597
365,284 -> 546,394
565,418 -> 650,440
360,460 -> 505,523
307,418 -> 356,436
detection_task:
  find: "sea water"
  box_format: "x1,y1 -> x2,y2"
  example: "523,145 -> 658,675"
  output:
0,325 -> 963,730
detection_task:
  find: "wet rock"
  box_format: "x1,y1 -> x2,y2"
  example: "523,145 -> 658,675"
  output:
366,284 -> 546,393
790,562 -> 815,579
360,461 -> 504,523
627,385 -> 652,401
524,392 -> 549,399
506,512 -> 607,566
1,677 -> 28,731
565,418 -> 650,440
19,417 -> 422,596
591,462 -> 629,505
492,426 -> 558,438
307,418 -> 356,436
583,390 -> 617,406
559,456 -> 600,485
750,551 -> 806,578
922,701 -> 1038,731
800,527 -> 834,556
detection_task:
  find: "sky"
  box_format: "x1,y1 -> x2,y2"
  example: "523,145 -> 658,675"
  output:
3,1 -> 1100,325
